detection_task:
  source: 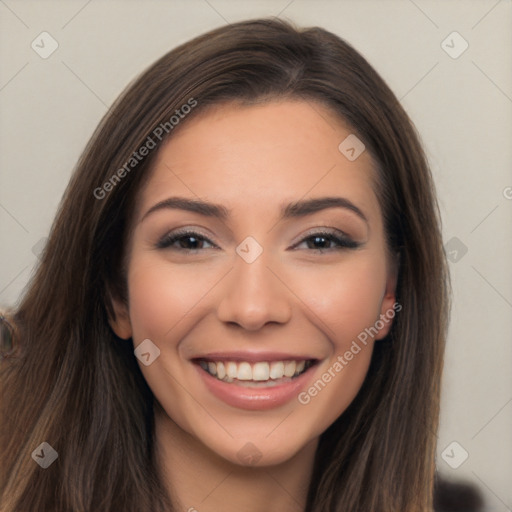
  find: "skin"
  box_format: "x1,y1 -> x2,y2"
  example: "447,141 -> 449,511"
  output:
110,99 -> 397,512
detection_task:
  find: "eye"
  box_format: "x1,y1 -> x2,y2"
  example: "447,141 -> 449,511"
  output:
156,230 -> 217,251
294,230 -> 360,251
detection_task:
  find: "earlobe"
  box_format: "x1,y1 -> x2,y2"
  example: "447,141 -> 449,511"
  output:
375,290 -> 398,340
376,251 -> 400,340
108,295 -> 133,340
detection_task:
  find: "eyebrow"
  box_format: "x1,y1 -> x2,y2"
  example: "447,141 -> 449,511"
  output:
141,196 -> 368,224
141,197 -> 230,222
283,197 -> 368,223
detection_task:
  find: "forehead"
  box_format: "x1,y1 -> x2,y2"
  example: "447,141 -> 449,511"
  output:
136,99 -> 380,221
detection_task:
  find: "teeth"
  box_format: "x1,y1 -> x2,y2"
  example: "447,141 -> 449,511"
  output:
226,362 -> 238,379
269,361 -> 285,379
216,361 -> 226,380
252,362 -> 270,381
237,362 -> 252,380
284,361 -> 296,377
200,359 -> 311,383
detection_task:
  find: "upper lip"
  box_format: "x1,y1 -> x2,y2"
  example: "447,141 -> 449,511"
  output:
192,351 -> 318,363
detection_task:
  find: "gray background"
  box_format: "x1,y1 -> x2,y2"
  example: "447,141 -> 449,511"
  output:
1,1 -> 511,510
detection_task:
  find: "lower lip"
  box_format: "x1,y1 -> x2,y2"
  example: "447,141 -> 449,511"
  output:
195,364 -> 316,411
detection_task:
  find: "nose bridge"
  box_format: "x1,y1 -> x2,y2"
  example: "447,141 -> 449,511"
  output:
216,247 -> 292,330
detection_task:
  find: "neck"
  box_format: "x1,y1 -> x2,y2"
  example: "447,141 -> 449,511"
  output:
153,404 -> 318,512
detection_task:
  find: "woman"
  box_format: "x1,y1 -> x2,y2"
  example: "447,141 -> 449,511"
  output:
0,18 -> 449,511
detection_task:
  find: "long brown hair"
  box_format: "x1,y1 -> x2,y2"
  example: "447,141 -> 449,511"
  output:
0,18 -> 449,511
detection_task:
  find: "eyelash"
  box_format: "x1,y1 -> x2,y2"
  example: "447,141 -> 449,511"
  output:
156,229 -> 360,252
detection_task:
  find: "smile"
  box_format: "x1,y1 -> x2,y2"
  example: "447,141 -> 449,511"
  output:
198,359 -> 315,387
191,351 -> 321,410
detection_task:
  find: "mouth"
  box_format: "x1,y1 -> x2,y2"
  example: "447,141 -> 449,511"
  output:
191,351 -> 321,410
195,358 -> 317,388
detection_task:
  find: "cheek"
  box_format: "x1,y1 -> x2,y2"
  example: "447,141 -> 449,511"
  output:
287,255 -> 388,344
291,258 -> 386,433
126,256 -> 218,341
124,257 -> 213,432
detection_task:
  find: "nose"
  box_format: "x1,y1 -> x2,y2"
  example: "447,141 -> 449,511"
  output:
216,252 -> 292,331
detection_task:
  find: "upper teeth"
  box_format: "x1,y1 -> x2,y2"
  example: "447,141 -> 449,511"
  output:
200,360 -> 308,381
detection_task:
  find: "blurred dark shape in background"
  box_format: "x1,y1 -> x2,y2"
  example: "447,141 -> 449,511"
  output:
434,474 -> 485,512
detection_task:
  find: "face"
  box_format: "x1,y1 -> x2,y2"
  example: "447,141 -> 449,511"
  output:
111,99 -> 397,467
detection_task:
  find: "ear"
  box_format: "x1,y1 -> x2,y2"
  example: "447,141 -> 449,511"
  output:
107,292 -> 133,340
375,251 -> 400,340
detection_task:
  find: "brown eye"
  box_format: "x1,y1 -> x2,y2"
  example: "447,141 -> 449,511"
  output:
307,235 -> 334,250
176,235 -> 204,249
156,230 -> 216,251
296,231 -> 360,251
